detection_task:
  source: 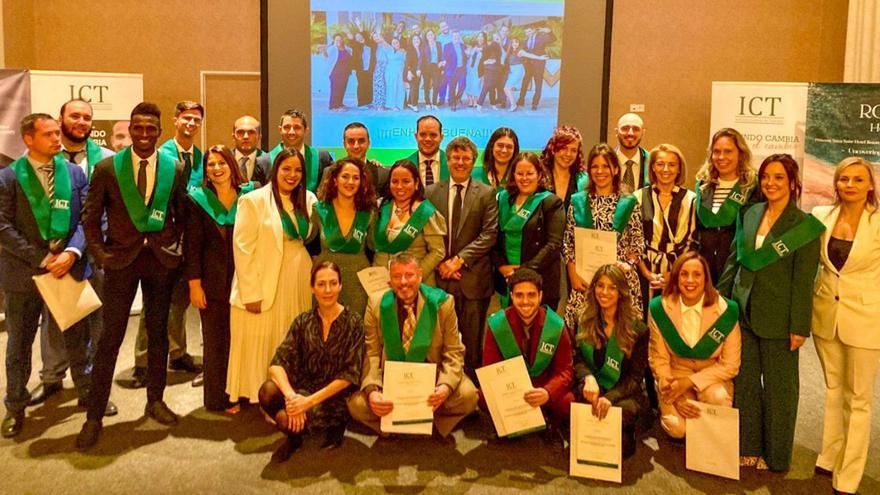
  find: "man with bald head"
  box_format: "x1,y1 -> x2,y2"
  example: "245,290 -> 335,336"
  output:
614,113 -> 650,192
231,115 -> 268,185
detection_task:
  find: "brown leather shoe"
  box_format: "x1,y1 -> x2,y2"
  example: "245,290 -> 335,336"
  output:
144,400 -> 178,425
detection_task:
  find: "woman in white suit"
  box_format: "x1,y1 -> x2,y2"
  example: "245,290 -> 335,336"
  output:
811,156 -> 880,495
227,149 -> 317,405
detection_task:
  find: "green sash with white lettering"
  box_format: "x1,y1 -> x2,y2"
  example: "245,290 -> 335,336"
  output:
268,143 -> 320,192
113,147 -> 176,232
315,201 -> 370,253
578,328 -> 625,391
85,139 -> 104,180
374,200 -> 436,253
10,155 -> 72,241
379,284 -> 449,362
487,307 -> 564,377
649,296 -> 739,360
570,192 -> 637,233
735,214 -> 825,272
498,190 -> 551,265
188,182 -> 255,226
159,139 -> 203,191
695,180 -> 747,228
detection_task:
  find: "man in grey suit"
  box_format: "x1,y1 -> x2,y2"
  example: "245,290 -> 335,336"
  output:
425,136 -> 498,381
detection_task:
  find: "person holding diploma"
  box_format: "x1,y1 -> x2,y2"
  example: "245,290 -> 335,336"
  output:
647,251 -> 741,439
310,158 -> 377,316
563,144 -> 645,330
347,252 -> 478,439
184,145 -> 254,411
474,127 -> 519,191
372,159 -> 446,285
573,264 -> 650,459
481,268 -> 573,449
811,157 -> 880,495
227,149 -> 317,406
717,154 -> 823,471
259,261 -> 364,463
493,152 -> 565,309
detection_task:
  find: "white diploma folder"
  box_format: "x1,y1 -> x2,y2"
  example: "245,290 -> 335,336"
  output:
380,361 -> 436,435
32,273 -> 102,332
475,356 -> 545,437
357,266 -> 391,297
686,400 -> 740,480
574,227 -> 618,282
570,403 -> 622,483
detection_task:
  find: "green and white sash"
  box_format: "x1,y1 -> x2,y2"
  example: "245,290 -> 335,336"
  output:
188,182 -> 255,226
159,139 -> 203,192
379,284 -> 449,362
570,192 -> 637,233
487,307 -> 564,377
498,190 -> 551,265
84,139 -> 104,179
114,147 -> 176,232
578,328 -> 625,391
10,155 -> 72,241
695,180 -> 747,228
315,201 -> 370,253
268,143 -> 320,192
648,296 -> 739,360
374,200 -> 436,253
735,214 -> 825,272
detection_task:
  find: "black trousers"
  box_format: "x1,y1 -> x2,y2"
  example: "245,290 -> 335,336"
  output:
478,65 -> 502,106
518,60 -> 547,109
408,72 -> 422,106
199,299 -> 231,411
87,248 -> 178,421
422,64 -> 440,105
443,282 -> 490,384
355,69 -> 373,107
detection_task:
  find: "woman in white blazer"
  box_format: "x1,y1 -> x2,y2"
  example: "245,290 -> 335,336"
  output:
811,156 -> 880,495
227,149 -> 318,406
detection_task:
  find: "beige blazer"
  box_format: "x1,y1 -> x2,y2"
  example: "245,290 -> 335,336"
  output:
372,207 -> 448,284
229,184 -> 317,310
811,205 -> 880,349
360,289 -> 464,391
648,295 -> 742,391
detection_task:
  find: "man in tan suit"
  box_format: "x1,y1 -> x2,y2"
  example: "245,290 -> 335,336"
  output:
347,252 -> 477,438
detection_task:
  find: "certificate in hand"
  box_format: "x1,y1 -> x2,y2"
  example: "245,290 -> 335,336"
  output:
380,361 -> 437,435
686,400 -> 740,480
475,356 -> 545,437
574,227 -> 617,282
569,403 -> 622,483
357,266 -> 391,297
32,273 -> 102,332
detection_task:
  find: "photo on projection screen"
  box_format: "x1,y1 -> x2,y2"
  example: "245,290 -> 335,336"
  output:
308,0 -> 565,163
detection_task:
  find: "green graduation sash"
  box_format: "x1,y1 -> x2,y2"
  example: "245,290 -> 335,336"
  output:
695,180 -> 747,228
379,284 -> 449,362
648,296 -> 739,360
374,200 -> 437,253
268,143 -> 320,192
85,139 -> 104,179
188,182 -> 255,226
113,147 -> 176,232
10,155 -> 72,241
578,331 -> 625,391
407,150 -> 449,181
487,307 -> 564,377
570,192 -> 637,233
735,213 -> 825,272
159,139 -> 203,192
498,190 -> 551,265
575,171 -> 589,192
315,201 -> 370,253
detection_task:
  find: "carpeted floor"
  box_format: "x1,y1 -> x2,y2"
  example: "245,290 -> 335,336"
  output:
1,309 -> 878,494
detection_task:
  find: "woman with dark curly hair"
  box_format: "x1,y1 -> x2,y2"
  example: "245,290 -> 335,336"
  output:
541,125 -> 588,212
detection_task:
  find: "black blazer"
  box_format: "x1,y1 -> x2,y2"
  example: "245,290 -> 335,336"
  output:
573,319 -> 649,402
184,197 -> 235,301
83,152 -> 188,270
493,193 -> 565,304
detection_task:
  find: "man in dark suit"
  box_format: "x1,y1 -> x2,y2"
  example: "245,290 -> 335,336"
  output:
425,136 -> 498,381
76,102 -> 189,450
232,115 -> 267,185
614,112 -> 650,192
0,114 -> 92,438
255,109 -> 333,193
517,25 -> 556,111
441,30 -> 468,111
338,122 -> 388,193
405,115 -> 447,187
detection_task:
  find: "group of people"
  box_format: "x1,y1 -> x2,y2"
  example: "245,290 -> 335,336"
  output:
325,18 -> 556,112
1,97 -> 877,494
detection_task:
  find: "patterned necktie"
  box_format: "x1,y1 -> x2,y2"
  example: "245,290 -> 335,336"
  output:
40,164 -> 55,199
450,184 -> 463,251
623,159 -> 636,190
424,159 -> 435,186
137,159 -> 148,201
239,156 -> 249,180
402,304 -> 417,352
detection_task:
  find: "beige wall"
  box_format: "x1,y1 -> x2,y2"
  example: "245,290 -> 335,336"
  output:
4,0 -> 848,182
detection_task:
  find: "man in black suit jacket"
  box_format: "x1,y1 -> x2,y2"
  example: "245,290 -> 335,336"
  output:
76,102 -> 189,450
517,25 -> 556,111
254,109 -> 332,193
0,114 -> 92,438
335,122 -> 388,193
425,136 -> 498,381
232,115 -> 267,185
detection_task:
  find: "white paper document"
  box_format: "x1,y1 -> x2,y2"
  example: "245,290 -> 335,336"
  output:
574,227 -> 618,282
569,403 -> 622,483
380,361 -> 437,435
476,356 -> 545,437
686,400 -> 740,480
357,266 -> 391,296
32,273 -> 102,332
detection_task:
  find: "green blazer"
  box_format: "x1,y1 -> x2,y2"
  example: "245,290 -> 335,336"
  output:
717,201 -> 820,339
406,150 -> 448,182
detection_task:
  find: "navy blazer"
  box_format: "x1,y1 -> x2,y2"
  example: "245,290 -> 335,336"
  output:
442,42 -> 467,75
0,160 -> 89,292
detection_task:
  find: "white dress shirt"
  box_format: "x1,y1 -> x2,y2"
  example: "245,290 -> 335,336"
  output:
616,147 -> 643,187
446,177 -> 469,252
234,149 -> 258,180
681,296 -> 704,347
418,151 -> 440,186
131,150 -> 158,203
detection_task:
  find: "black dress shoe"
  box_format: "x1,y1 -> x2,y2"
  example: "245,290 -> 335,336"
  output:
1,412 -> 24,438
540,425 -> 566,452
169,354 -> 202,373
815,465 -> 833,477
131,367 -> 147,389
145,400 -> 178,425
191,372 -> 204,387
271,434 -> 303,463
76,420 -> 102,451
77,398 -> 118,417
28,382 -> 63,406
321,425 -> 345,449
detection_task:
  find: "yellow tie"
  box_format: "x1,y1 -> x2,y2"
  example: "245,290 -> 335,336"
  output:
402,304 -> 417,352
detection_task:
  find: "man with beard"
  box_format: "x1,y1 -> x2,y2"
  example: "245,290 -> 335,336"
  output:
255,109 -> 333,193
231,115 -> 267,185
338,122 -> 388,192
614,113 -> 650,192
110,120 -> 131,152
27,100 -> 118,413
